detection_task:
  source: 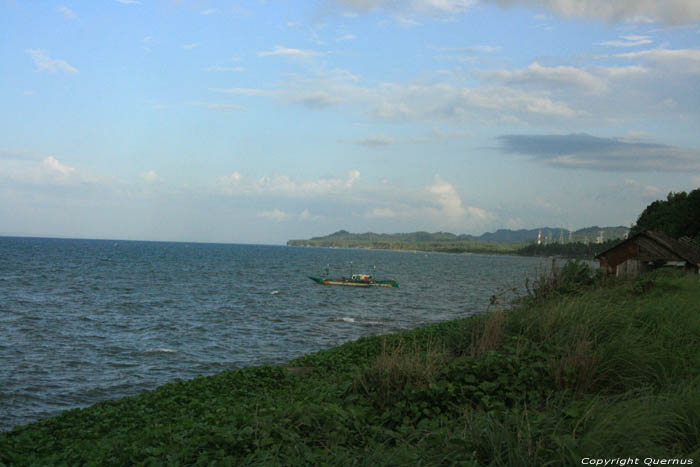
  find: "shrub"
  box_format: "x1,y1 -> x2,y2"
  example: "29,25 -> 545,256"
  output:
524,259 -> 602,302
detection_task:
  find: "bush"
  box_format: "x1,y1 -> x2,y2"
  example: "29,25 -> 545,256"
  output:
524,259 -> 602,302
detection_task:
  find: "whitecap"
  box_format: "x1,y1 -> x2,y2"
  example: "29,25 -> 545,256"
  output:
270,290 -> 280,295
340,317 -> 355,323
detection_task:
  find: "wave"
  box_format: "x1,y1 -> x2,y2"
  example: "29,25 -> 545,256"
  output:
333,317 -> 383,326
143,348 -> 178,354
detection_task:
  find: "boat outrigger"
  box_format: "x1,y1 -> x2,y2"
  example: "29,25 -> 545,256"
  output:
308,273 -> 399,288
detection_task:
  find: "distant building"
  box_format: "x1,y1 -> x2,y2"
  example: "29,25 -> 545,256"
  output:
596,230 -> 604,244
595,230 -> 700,277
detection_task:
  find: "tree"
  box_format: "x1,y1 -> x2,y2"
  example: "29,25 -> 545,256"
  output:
632,188 -> 700,241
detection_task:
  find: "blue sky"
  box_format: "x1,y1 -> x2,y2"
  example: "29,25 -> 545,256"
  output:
1,0 -> 699,244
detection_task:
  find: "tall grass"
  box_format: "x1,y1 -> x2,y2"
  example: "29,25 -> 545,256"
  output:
353,337 -> 450,405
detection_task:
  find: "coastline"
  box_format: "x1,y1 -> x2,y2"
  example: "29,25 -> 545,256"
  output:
2,269 -> 698,465
287,242 -> 608,260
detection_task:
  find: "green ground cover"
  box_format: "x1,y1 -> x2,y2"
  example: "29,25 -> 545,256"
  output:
2,268 -> 699,466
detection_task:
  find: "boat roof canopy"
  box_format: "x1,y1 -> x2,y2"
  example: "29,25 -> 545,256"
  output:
352,274 -> 372,280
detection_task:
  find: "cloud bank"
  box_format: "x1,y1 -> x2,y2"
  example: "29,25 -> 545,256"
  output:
330,0 -> 700,24
484,0 -> 700,25
498,133 -> 700,172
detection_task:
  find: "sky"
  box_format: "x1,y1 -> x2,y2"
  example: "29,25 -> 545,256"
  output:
1,0 -> 699,244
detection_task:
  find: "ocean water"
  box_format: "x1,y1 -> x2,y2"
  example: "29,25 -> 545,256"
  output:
0,236 -> 550,432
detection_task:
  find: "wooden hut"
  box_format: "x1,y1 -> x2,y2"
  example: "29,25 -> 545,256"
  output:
595,230 -> 700,277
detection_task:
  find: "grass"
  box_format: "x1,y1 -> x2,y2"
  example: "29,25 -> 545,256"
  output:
1,268 -> 699,465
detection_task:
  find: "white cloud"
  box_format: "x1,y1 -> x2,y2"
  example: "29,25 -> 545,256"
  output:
26,49 -> 78,74
597,34 -> 653,47
42,156 -> 75,178
352,135 -> 397,147
217,172 -> 242,195
217,170 -> 361,197
116,0 -> 140,4
298,209 -> 321,221
346,169 -> 361,186
56,5 -> 77,19
329,0 -> 475,26
482,0 -> 700,25
475,62 -> 607,93
254,50 -> 698,127
418,175 -> 495,229
337,34 -> 357,41
140,171 -> 159,183
200,8 -> 217,15
426,174 -> 466,219
466,206 -> 493,220
333,0 -> 475,15
241,71 -> 582,125
396,15 -> 422,26
368,83 -> 578,120
218,169 -> 495,232
1,155 -> 99,187
335,1 -> 700,25
258,46 -> 324,58
257,209 -> 291,222
254,170 -> 360,195
614,48 -> 700,72
183,43 -> 200,50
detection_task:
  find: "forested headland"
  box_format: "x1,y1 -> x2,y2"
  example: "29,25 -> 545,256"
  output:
288,187 -> 700,259
287,226 -> 629,258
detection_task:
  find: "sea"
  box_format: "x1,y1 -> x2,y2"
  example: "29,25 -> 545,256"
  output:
0,236 -> 552,432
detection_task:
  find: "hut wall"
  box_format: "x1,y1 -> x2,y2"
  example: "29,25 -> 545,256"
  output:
600,243 -> 639,269
616,259 -> 643,278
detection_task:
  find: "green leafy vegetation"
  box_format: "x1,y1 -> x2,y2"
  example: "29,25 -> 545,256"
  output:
287,227 -> 629,256
631,187 -> 700,241
514,238 -> 621,259
3,267 -> 699,465
288,230 -> 522,253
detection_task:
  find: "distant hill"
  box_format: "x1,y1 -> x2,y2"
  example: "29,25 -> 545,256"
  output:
461,226 -> 630,244
287,226 -> 629,254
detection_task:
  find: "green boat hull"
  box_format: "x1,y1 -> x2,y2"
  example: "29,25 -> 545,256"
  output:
308,276 -> 399,288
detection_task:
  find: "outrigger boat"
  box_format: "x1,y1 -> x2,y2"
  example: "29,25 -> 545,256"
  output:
308,273 -> 399,288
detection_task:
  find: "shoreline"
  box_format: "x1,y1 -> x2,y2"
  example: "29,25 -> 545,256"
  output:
2,269 -> 698,465
287,243 -> 600,260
